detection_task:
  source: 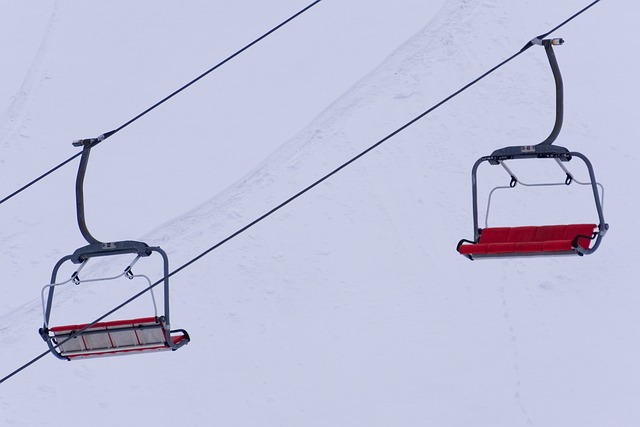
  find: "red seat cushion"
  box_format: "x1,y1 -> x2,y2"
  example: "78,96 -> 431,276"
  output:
534,225 -> 566,242
458,243 -> 487,255
477,227 -> 511,244
514,241 -> 544,253
542,240 -> 573,252
459,224 -> 596,256
507,226 -> 537,242
486,242 -> 517,253
563,224 -> 596,249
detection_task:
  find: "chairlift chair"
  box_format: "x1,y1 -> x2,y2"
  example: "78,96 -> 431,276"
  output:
39,138 -> 189,360
456,38 -> 608,260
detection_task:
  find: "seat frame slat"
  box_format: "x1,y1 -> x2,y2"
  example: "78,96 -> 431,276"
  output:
48,316 -> 188,360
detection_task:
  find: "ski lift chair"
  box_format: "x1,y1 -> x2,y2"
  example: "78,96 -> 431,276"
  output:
456,38 -> 608,260
39,138 -> 189,360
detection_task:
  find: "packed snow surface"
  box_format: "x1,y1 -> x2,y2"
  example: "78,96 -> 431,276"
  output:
1,0 -> 638,426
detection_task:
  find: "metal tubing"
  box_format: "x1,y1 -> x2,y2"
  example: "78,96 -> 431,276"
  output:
40,254 -> 75,360
568,151 -> 608,254
149,246 -> 175,348
75,142 -> 101,245
470,158 -> 484,241
43,255 -> 74,329
149,247 -> 170,324
539,40 -> 564,146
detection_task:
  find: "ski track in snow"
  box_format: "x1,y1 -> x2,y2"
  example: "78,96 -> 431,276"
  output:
500,282 -> 533,425
1,1 -> 637,426
0,1 -> 58,148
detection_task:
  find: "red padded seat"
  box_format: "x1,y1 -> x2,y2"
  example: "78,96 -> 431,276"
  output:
458,224 -> 596,258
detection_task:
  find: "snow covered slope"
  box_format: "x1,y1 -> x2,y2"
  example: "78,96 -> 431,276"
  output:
1,0 -> 639,426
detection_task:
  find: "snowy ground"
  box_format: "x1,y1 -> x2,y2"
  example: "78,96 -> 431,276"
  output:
1,0 -> 639,426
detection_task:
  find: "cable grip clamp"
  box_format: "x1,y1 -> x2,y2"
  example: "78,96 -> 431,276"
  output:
72,134 -> 105,147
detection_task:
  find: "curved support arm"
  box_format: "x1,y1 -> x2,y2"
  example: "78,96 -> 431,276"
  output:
538,39 -> 564,146
74,139 -> 102,245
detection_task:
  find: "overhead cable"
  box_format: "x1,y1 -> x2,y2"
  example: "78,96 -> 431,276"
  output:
0,0 -> 323,207
0,0 -> 601,385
